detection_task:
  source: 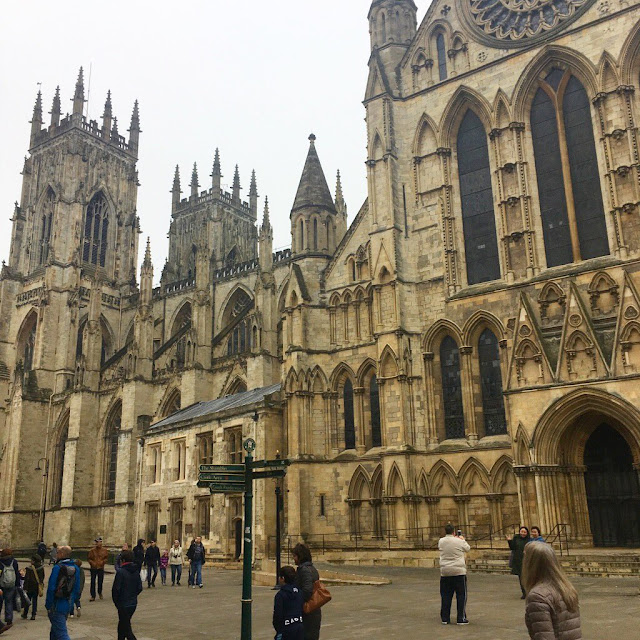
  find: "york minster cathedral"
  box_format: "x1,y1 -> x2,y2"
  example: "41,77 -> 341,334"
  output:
1,0 -> 640,558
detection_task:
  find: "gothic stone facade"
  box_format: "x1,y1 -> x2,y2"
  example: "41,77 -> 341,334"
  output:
2,0 -> 640,555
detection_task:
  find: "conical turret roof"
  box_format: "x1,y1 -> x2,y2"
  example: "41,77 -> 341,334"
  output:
292,134 -> 336,214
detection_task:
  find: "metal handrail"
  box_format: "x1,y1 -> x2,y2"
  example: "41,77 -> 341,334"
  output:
546,523 -> 570,557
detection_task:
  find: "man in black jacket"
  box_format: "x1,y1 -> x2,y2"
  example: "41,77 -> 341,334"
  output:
112,550 -> 142,640
132,540 -> 145,572
143,541 -> 160,588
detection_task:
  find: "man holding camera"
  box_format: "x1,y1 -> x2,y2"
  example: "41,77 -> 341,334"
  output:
438,524 -> 470,626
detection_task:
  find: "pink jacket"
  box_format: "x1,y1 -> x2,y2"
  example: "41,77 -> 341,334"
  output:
159,556 -> 169,570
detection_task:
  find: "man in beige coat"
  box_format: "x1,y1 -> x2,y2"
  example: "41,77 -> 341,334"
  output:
438,524 -> 471,625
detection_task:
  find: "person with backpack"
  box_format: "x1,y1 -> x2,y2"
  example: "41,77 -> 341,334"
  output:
45,545 -> 81,640
88,536 -> 109,601
69,559 -> 85,618
0,548 -> 19,630
132,540 -> 145,572
37,541 -> 48,564
273,565 -> 304,640
112,550 -> 143,640
22,555 -> 45,620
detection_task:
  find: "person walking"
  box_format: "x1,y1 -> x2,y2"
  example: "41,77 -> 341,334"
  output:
523,542 -> 582,640
438,524 -> 470,626
45,545 -> 81,640
188,537 -> 205,589
115,544 -> 130,572
169,540 -> 183,586
37,541 -> 48,564
0,589 -> 5,635
531,527 -> 545,543
273,565 -> 304,640
49,543 -> 58,566
112,550 -> 143,640
0,548 -> 19,630
69,559 -> 85,618
144,540 -> 160,588
132,540 -> 145,572
508,526 -> 532,598
159,550 -> 169,586
292,543 -> 321,640
22,555 -> 45,620
88,537 -> 109,601
186,539 -> 195,586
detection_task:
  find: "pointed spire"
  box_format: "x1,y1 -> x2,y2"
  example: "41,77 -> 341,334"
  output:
262,197 -> 271,230
72,67 -> 85,116
249,169 -> 258,218
49,86 -> 61,128
232,165 -> 241,203
291,134 -> 336,214
102,90 -> 113,139
128,100 -> 141,153
190,162 -> 200,199
143,237 -> 152,268
335,169 -> 347,216
211,148 -> 222,192
110,116 -> 119,142
172,165 -> 182,212
30,90 -> 43,147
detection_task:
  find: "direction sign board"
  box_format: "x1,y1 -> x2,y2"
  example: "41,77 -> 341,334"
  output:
252,459 -> 291,469
199,464 -> 244,473
197,481 -> 245,493
252,469 -> 286,480
198,472 -> 245,483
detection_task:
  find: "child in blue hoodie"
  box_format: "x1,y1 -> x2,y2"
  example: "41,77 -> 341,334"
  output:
272,566 -> 304,640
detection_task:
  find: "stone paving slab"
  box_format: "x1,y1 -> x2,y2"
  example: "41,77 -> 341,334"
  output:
3,565 -> 637,639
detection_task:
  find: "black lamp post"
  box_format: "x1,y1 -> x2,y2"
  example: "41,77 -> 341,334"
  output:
35,457 -> 49,543
273,450 -> 283,589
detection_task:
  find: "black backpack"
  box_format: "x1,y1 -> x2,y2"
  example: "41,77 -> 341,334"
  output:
54,563 -> 76,599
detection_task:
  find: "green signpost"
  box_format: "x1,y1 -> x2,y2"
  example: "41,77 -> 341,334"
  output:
196,439 -> 291,640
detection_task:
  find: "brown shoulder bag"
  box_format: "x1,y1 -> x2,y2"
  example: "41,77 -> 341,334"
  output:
303,579 -> 332,615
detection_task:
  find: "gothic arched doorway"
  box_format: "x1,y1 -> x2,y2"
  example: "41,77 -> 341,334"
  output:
584,424 -> 640,547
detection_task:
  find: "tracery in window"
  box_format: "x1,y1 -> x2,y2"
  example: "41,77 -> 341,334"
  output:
370,375 -> 382,448
440,337 -> 465,439
50,415 -> 69,508
39,188 -> 55,265
344,379 -> 356,450
478,329 -> 507,435
530,68 -> 608,267
82,192 -> 110,267
105,402 -> 122,500
457,110 -> 500,284
436,33 -> 447,81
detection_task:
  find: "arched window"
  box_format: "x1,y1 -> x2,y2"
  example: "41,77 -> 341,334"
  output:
23,322 -> 37,372
478,329 -> 507,435
299,219 -> 305,252
162,389 -> 181,417
39,188 -> 55,265
82,192 -> 110,267
313,219 -> 318,250
172,303 -> 192,368
440,336 -> 465,439
105,403 -> 122,501
530,69 -> 608,267
50,415 -> 69,508
381,13 -> 387,43
344,379 -> 356,449
370,375 -> 382,448
457,110 -> 500,284
227,318 -> 251,355
436,33 -> 447,81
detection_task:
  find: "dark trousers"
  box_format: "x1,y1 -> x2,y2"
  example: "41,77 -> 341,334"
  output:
146,564 -> 158,586
170,564 -> 182,584
117,606 -> 137,640
23,592 -> 39,617
440,575 -> 467,623
0,586 -> 15,624
518,574 -> 526,597
90,568 -> 104,598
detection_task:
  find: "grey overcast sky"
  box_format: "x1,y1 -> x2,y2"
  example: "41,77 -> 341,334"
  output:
0,0 -> 429,280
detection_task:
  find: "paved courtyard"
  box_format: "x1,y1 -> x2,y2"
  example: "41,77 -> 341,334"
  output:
4,564 -> 638,639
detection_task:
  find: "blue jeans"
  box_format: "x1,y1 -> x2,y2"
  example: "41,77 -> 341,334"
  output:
49,610 -> 71,640
191,560 -> 203,586
170,564 -> 182,584
1,586 -> 15,624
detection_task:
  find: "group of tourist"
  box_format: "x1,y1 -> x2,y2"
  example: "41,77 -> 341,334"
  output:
438,523 -> 582,639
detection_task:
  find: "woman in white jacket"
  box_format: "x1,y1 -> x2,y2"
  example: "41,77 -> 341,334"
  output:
168,540 -> 184,586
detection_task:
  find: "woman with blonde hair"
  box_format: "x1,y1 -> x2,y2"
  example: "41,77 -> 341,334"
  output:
522,542 -> 582,640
